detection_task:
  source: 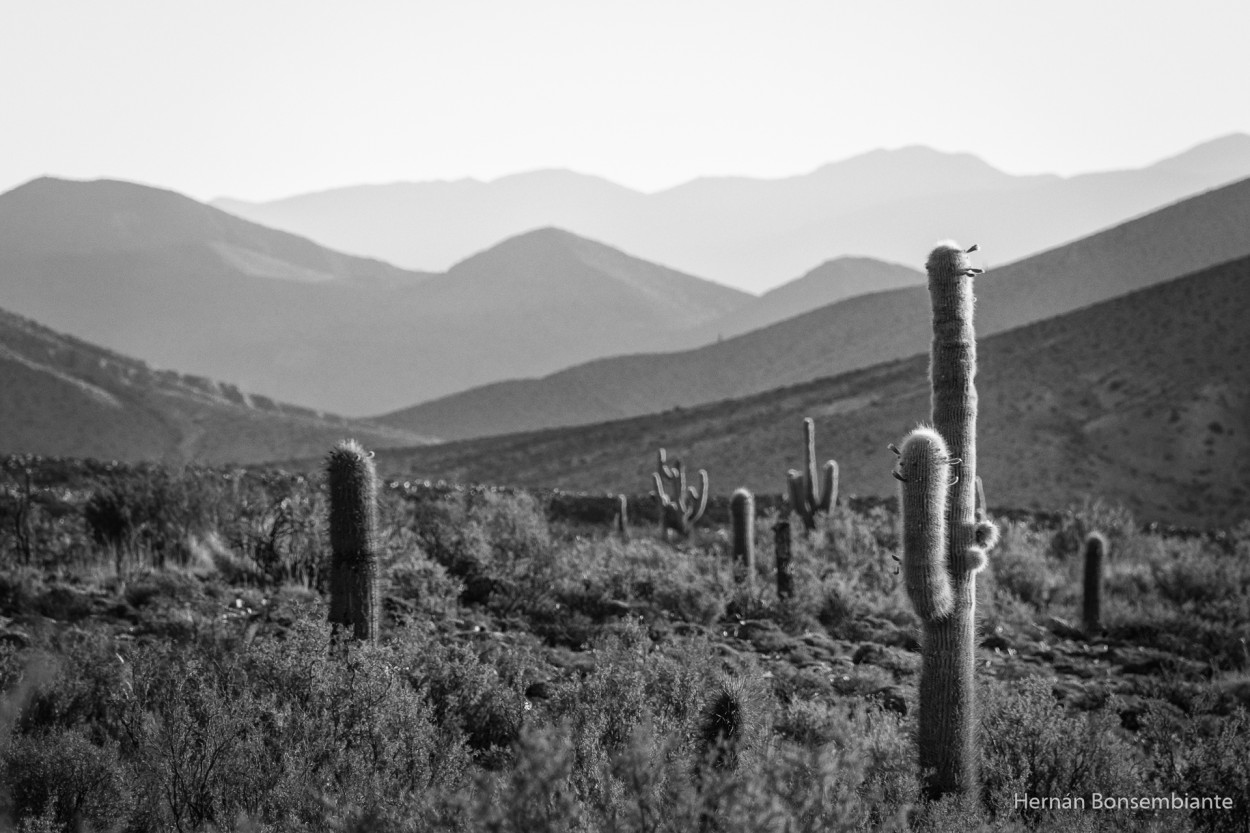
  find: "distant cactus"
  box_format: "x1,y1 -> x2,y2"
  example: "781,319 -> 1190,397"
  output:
773,520 -> 794,601
652,448 -> 708,538
327,440 -> 380,642
615,494 -> 629,541
1083,531 -> 1108,634
786,418 -> 838,532
730,488 -> 755,586
893,242 -> 997,802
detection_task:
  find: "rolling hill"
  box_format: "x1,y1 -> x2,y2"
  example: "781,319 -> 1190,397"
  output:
379,175 -> 1250,442
369,254 -> 1250,529
215,134 -> 1250,291
0,305 -> 429,464
0,179 -> 748,416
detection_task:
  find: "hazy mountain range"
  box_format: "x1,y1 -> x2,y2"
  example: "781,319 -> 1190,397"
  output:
370,253 -> 1250,529
0,305 -> 429,463
379,175 -> 1250,441
214,134 -> 1250,291
0,179 -> 751,416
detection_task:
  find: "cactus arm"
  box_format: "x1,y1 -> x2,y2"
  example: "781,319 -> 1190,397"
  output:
689,469 -> 709,524
818,460 -> 838,513
897,427 -> 955,622
658,448 -> 678,481
652,472 -> 670,506
786,470 -> 807,527
803,417 -> 819,509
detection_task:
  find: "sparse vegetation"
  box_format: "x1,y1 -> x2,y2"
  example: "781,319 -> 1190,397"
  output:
0,454 -> 1246,832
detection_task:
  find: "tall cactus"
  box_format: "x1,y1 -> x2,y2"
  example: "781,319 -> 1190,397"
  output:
615,494 -> 630,541
327,439 -> 380,643
774,520 -> 794,601
786,418 -> 838,532
730,488 -> 755,586
652,448 -> 708,538
1083,531 -> 1107,634
893,242 -> 997,801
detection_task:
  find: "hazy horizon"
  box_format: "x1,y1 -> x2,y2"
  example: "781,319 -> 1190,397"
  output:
4,0 -> 1249,203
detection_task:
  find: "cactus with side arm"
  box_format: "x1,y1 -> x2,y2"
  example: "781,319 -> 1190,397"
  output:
327,439 -> 380,643
786,418 -> 838,532
893,242 -> 998,802
652,448 -> 708,538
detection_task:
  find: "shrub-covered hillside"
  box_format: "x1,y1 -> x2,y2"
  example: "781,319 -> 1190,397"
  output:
1,456 -> 1247,832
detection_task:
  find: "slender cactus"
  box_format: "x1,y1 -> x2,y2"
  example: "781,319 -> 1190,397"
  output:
652,448 -> 708,538
774,521 -> 794,601
1083,531 -> 1107,634
730,488 -> 755,586
786,418 -> 838,532
615,494 -> 629,541
327,439 -> 380,643
893,242 -> 997,802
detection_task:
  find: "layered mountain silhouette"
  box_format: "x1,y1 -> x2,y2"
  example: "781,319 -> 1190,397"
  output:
215,134 -> 1250,291
370,254 -> 1250,529
0,305 -> 429,463
379,175 -> 1250,441
0,178 -> 747,416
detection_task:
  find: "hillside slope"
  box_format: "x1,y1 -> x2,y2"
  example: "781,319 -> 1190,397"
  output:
0,306 -> 429,464
371,255 -> 1250,529
380,176 -> 1250,441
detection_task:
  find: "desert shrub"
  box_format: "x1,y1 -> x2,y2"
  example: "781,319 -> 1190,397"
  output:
12,631 -> 133,744
987,521 -> 1062,610
454,723 -> 585,833
111,613 -> 474,829
1049,498 -> 1135,562
386,550 -> 464,619
384,623 -> 528,771
4,727 -> 133,832
981,677 -> 1142,824
1140,699 -> 1250,833
1150,539 -> 1250,613
83,468 -> 230,569
224,479 -> 328,589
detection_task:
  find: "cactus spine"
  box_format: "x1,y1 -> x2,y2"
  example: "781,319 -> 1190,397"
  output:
786,418 -> 838,532
730,488 -> 755,586
327,440 -> 380,643
895,242 -> 996,802
773,520 -> 794,601
1083,531 -> 1107,634
653,448 -> 708,538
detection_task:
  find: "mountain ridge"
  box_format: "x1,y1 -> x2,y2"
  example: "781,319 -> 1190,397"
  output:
0,181 -> 748,415
213,134 -> 1250,290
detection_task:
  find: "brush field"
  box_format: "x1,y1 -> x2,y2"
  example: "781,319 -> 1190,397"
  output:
0,456 -> 1247,832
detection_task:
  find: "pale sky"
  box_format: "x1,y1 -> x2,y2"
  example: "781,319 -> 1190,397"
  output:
3,0 -> 1248,202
